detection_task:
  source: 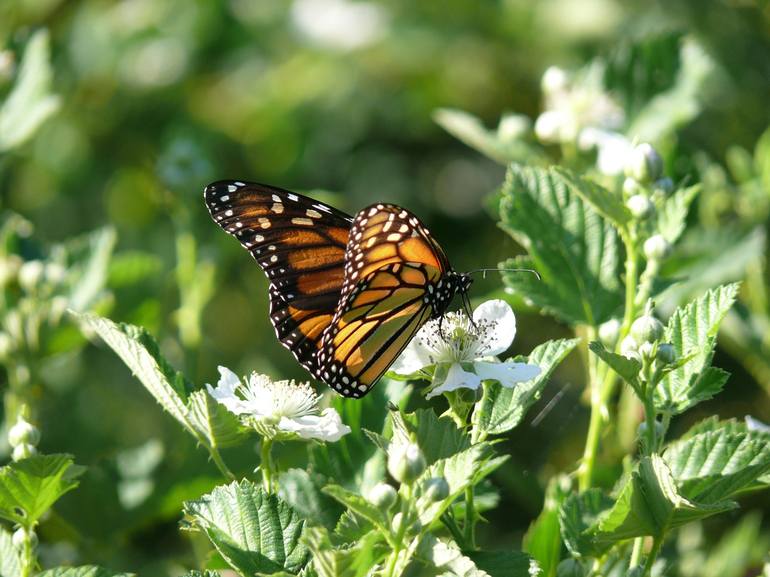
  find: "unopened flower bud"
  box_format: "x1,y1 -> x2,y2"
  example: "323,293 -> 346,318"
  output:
44,262 -> 66,285
497,114 -> 529,143
18,260 -> 44,292
541,66 -> 569,95
368,482 -> 397,510
12,443 -> 37,461
598,319 -> 621,347
638,420 -> 664,439
638,341 -> 655,360
625,143 -> 663,184
622,177 -> 643,199
387,441 -> 426,485
643,235 -> 671,261
653,177 -> 674,196
391,511 -> 420,535
8,415 -> 40,448
630,315 -> 664,344
423,477 -> 450,502
12,527 -> 37,551
620,335 -> 640,360
534,111 -> 565,144
656,343 -> 676,365
626,194 -> 654,220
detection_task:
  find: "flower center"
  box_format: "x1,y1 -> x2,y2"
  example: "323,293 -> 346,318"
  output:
418,311 -> 499,363
243,373 -> 319,419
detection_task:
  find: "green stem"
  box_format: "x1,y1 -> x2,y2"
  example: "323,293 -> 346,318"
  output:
209,445 -> 236,481
261,439 -> 274,492
20,529 -> 35,577
441,512 -> 466,548
642,535 -> 663,576
629,537 -> 644,569
464,486 -> 477,549
385,485 -> 412,577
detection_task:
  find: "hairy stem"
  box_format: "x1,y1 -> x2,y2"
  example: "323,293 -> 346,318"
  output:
209,444 -> 236,481
261,439 -> 274,492
464,486 -> 477,549
642,535 -> 663,577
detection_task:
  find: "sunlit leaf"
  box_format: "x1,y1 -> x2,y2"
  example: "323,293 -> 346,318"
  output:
36,567 -> 134,577
558,489 -> 614,558
588,342 -> 641,391
552,167 -> 631,228
302,526 -> 385,577
402,409 -> 470,464
523,475 -> 571,577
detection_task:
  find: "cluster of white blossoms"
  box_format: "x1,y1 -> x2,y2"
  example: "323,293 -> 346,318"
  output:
534,65 -> 632,176
207,367 -> 351,442
392,299 -> 541,398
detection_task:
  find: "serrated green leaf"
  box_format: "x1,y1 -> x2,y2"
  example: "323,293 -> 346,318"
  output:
321,485 -> 389,531
36,567 -> 134,577
472,339 -> 579,441
333,509 -> 373,543
588,341 -> 642,389
402,409 -> 470,464
589,455 -> 735,543
417,534 -> 491,577
178,572 -> 220,577
467,550 -> 539,577
0,527 -> 21,577
183,480 -> 310,575
523,476 -> 571,577
0,454 -> 84,529
279,469 -> 343,531
302,526 -> 385,577
656,185 -> 699,245
185,389 -> 248,449
558,489 -> 614,558
555,559 -> 589,577
663,428 -> 770,502
499,164 -> 622,326
433,108 -> 534,164
655,283 -> 739,414
552,167 -> 631,228
0,29 -> 60,152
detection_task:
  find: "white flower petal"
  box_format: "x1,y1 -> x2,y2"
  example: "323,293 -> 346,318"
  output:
745,415 -> 770,433
206,366 -> 252,415
391,333 -> 435,374
473,299 -> 516,356
426,362 -> 482,399
473,361 -> 541,388
278,408 -> 351,441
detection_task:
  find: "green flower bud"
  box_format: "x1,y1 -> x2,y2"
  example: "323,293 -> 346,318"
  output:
423,477 -> 450,502
391,511 -> 421,536
643,234 -> 671,261
541,66 -> 569,95
368,482 -> 397,510
387,441 -> 426,485
624,143 -> 663,183
638,420 -> 664,439
620,335 -> 640,360
12,443 -> 37,461
626,194 -> 654,220
598,318 -> 621,347
44,262 -> 66,285
622,177 -> 643,199
630,314 -> 664,344
8,415 -> 40,448
656,343 -> 676,365
497,114 -> 530,143
12,527 -> 37,551
637,341 -> 655,361
653,176 -> 674,196
18,260 -> 44,292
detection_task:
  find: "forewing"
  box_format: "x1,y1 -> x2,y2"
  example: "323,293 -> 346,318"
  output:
204,180 -> 352,371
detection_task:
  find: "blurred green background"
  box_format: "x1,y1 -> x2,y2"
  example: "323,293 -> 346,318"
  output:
1,0 -> 770,574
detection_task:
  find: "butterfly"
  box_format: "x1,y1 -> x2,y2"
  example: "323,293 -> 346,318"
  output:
204,180 -> 472,398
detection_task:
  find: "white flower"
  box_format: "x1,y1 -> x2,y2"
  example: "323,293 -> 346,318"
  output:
291,0 -> 388,51
206,367 -> 351,442
391,299 -> 541,399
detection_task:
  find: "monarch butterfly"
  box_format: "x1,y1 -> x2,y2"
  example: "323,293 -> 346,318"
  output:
204,180 -> 472,398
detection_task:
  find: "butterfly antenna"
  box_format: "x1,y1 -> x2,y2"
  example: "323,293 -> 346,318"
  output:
461,289 -> 476,329
466,267 -> 541,281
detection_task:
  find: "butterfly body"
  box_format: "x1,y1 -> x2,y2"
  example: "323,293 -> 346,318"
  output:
205,180 -> 470,397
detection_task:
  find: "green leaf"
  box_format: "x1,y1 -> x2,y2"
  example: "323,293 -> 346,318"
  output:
73,313 -> 247,451
699,512 -> 770,577
177,572 -> 220,577
589,455 -> 735,542
433,108 -> 535,164
302,526 -> 385,577
588,342 -> 641,389
417,534 -> 491,577
36,567 -> 134,577
65,227 -> 117,313
183,480 -> 310,575
333,509 -> 373,543
279,469 -> 343,531
0,527 -> 22,577
663,428 -> 770,502
655,283 -> 740,413
656,185 -> 699,245
523,475 -> 571,577
499,164 -> 622,326
321,485 -> 389,532
552,167 -> 631,228
558,489 -> 614,558
0,29 -> 60,152
555,559 -> 589,577
402,409 -> 470,464
472,339 -> 579,441
467,550 -> 539,577
0,454 -> 84,529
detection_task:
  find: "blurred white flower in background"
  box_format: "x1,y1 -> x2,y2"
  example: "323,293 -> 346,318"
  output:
535,65 -> 631,175
392,299 -> 541,398
207,366 -> 351,441
291,0 -> 388,51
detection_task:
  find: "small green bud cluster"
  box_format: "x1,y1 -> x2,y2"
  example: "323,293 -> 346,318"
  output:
368,482 -> 397,510
622,143 -> 673,223
621,305 -> 677,368
387,439 -> 426,485
8,409 -> 40,461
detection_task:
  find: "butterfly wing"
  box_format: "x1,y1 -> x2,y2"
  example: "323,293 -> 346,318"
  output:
204,180 -> 353,371
315,204 -> 456,398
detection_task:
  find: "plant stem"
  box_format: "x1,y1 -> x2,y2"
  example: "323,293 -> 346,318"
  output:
642,535 -> 663,576
261,439 -> 274,492
441,512 -> 466,548
464,486 -> 477,549
209,445 -> 236,481
629,537 -> 644,568
385,485 -> 412,577
20,529 -> 34,577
